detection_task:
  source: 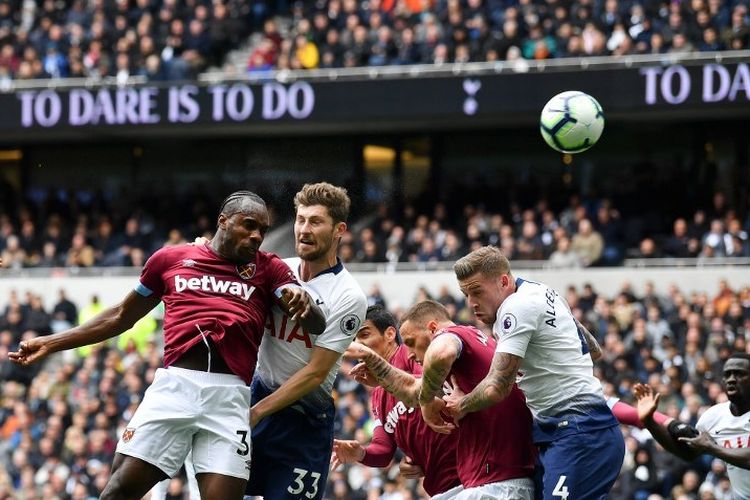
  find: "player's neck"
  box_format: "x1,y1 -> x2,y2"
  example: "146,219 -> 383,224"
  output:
383,343 -> 399,362
210,233 -> 239,263
298,253 -> 338,281
435,320 -> 456,333
731,399 -> 750,416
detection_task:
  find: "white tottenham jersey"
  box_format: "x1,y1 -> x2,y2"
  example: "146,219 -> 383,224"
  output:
255,257 -> 367,409
494,278 -> 604,418
697,402 -> 750,498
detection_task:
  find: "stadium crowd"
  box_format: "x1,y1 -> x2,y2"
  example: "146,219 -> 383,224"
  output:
0,275 -> 748,498
0,0 -> 275,82
249,0 -> 750,72
0,184 -> 747,270
0,0 -> 747,82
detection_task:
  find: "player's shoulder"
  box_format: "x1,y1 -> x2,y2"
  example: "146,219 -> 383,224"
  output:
321,264 -> 367,304
148,243 -> 201,264
282,256 -> 302,273
442,324 -> 471,341
503,280 -> 546,312
256,250 -> 288,265
698,401 -> 732,427
514,278 -> 549,297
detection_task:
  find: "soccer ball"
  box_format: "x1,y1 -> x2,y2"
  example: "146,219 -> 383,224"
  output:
539,91 -> 605,154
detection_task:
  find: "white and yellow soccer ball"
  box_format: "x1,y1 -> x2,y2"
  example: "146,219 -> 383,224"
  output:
540,91 -> 605,154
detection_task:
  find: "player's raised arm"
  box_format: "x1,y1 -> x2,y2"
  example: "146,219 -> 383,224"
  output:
445,351 -> 523,421
9,290 -> 160,366
277,286 -> 326,335
345,342 -> 422,406
634,383 -> 701,461
418,334 -> 462,434
417,334 -> 462,405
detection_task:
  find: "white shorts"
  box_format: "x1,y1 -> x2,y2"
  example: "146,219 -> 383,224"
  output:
116,367 -> 253,480
454,477 -> 534,500
431,484 -> 465,499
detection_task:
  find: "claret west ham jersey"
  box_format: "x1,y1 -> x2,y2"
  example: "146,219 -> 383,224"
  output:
436,325 -> 535,488
135,242 -> 298,384
369,344 -> 460,496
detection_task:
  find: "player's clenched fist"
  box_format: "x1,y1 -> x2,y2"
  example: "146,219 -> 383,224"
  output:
280,286 -> 312,322
399,457 -> 424,479
8,337 -> 51,366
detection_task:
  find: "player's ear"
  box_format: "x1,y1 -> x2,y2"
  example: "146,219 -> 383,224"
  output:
217,213 -> 228,230
335,221 -> 347,240
427,320 -> 439,335
384,326 -> 397,343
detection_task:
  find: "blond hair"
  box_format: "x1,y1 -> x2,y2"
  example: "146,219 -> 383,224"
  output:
293,182 -> 351,224
400,300 -> 451,327
453,245 -> 511,281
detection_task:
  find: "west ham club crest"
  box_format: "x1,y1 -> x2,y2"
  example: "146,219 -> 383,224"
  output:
237,263 -> 256,280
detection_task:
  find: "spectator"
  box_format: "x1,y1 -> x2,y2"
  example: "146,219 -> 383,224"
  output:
636,237 -> 661,259
65,234 -> 95,268
572,218 -> 604,266
547,235 -> 583,269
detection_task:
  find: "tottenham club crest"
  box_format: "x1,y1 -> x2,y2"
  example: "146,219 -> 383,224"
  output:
501,313 -> 517,333
122,427 -> 136,443
340,314 -> 361,336
236,263 -> 256,280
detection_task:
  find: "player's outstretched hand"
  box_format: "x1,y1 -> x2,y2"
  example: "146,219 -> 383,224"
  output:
399,457 -> 424,479
8,337 -> 50,366
281,287 -> 312,322
330,439 -> 365,472
678,431 -> 716,452
633,383 -> 660,423
349,362 -> 378,387
420,397 -> 455,434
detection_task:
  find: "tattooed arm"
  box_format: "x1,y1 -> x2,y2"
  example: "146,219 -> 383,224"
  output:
417,335 -> 461,405
445,352 -> 522,420
346,342 -> 422,406
574,317 -> 602,362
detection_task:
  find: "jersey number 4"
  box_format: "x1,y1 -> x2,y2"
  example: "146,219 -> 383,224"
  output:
288,467 -> 321,499
552,475 -> 569,500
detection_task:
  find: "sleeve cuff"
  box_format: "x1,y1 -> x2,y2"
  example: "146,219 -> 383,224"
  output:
135,282 -> 154,297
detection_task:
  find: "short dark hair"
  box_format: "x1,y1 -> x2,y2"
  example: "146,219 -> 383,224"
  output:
365,305 -> 401,344
219,191 -> 266,216
728,352 -> 750,364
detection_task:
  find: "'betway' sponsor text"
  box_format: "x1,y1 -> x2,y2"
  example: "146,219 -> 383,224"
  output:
175,275 -> 255,301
